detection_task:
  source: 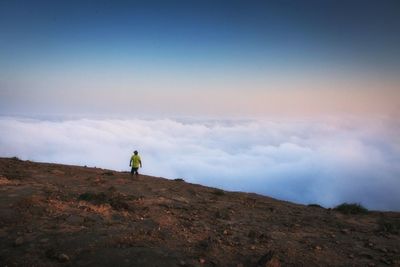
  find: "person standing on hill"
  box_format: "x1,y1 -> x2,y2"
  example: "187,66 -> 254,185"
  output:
129,150 -> 142,176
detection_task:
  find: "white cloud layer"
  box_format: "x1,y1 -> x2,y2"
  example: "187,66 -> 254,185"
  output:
1,116 -> 399,211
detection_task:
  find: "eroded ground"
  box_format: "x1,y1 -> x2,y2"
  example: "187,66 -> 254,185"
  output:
0,157 -> 399,267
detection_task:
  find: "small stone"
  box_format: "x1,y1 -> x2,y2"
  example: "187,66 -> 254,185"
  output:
315,245 -> 322,251
66,215 -> 84,224
39,238 -> 49,243
251,245 -> 256,250
348,254 -> 354,259
199,258 -> 206,264
379,248 -> 388,253
14,237 -> 24,246
248,230 -> 257,238
368,263 -> 376,267
0,230 -> 7,238
179,260 -> 186,266
359,252 -> 374,259
341,229 -> 350,234
223,230 -> 228,235
266,258 -> 281,267
85,214 -> 103,223
380,258 -> 391,265
58,253 -> 70,262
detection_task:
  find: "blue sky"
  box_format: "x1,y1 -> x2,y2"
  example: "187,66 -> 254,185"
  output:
1,0 -> 399,74
1,0 -> 400,116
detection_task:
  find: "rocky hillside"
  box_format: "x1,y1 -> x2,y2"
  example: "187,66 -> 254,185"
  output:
0,157 -> 399,266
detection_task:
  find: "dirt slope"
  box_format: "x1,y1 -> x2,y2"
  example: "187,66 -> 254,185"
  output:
0,157 -> 399,267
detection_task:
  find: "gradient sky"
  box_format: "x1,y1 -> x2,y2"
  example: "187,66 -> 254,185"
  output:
1,0 -> 400,116
1,1 -> 400,210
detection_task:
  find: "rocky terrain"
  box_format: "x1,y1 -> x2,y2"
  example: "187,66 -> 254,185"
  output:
0,157 -> 399,266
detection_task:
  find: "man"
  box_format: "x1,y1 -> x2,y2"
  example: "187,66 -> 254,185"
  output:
129,150 -> 142,176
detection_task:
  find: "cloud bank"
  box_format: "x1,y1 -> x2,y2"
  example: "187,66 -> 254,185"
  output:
0,116 -> 399,211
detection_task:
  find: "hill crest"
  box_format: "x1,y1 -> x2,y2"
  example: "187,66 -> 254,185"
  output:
0,157 -> 399,266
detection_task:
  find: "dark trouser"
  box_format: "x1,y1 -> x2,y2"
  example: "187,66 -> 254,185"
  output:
131,167 -> 139,175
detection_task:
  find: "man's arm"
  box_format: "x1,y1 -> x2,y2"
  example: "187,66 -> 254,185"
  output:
139,159 -> 142,168
129,157 -> 132,166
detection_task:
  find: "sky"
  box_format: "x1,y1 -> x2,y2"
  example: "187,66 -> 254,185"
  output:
1,0 -> 399,116
0,1 -> 400,210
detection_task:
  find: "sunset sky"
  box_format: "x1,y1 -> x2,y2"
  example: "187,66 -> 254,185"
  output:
1,1 -> 400,210
1,0 -> 399,117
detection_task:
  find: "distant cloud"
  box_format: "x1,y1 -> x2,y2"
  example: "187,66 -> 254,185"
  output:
0,116 -> 399,211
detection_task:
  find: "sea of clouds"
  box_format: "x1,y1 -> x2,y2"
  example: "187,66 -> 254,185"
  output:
0,116 -> 399,211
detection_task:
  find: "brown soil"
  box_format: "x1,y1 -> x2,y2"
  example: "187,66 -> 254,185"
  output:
0,157 -> 399,267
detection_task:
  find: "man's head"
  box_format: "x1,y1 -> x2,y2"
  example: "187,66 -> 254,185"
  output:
134,150 -> 138,155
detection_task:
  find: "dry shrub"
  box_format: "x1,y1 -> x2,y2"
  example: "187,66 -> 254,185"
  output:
334,203 -> 368,215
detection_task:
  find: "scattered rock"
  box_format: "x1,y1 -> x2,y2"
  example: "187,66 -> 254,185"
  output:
39,238 -> 49,244
51,169 -> 65,175
2,158 -> 400,267
112,213 -> 125,222
0,176 -> 19,186
66,215 -> 84,224
341,229 -> 350,235
45,248 -> 57,259
248,230 -> 257,239
58,253 -> 70,262
0,209 -> 20,224
257,251 -> 275,266
366,242 -> 374,247
266,258 -> 281,267
85,213 -> 103,223
14,237 -> 24,246
109,198 -> 130,211
197,239 -> 212,250
380,258 -> 391,265
379,248 -> 388,253
215,210 -> 230,220
359,252 -> 374,259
